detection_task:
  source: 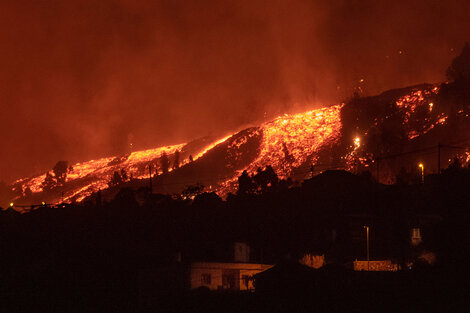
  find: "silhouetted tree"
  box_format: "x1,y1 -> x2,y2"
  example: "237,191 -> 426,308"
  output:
53,160 -> 69,185
42,172 -> 56,191
278,177 -> 293,190
253,167 -> 265,191
192,192 -> 222,207
444,157 -> 463,173
237,171 -> 258,195
253,166 -> 279,193
264,165 -> 279,189
189,154 -> 194,162
237,170 -> 255,195
96,189 -> 102,207
237,167 -> 281,195
24,187 -> 32,197
108,171 -> 123,187
173,150 -> 180,170
120,168 -> 129,181
447,42 -> 470,82
160,152 -> 170,174
440,43 -> 470,118
181,183 -> 204,200
282,142 -> 295,164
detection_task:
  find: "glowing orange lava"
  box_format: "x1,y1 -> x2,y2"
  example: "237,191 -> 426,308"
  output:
395,86 -> 445,140
214,105 -> 344,195
14,143 -> 186,203
13,84 -> 452,203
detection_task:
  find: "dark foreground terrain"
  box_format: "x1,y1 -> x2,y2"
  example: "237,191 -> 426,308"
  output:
1,166 -> 470,312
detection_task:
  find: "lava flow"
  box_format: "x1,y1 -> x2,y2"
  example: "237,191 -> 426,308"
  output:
11,83 -> 458,205
213,105 -> 343,195
14,143 -> 186,203
248,105 -> 343,176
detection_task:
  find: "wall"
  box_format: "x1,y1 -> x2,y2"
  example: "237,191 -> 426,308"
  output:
353,260 -> 398,271
190,262 -> 272,291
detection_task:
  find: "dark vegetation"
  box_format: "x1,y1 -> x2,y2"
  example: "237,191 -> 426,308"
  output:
39,161 -> 71,191
1,163 -> 470,312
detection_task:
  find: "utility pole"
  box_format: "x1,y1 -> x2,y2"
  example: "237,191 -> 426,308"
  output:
437,143 -> 441,175
96,189 -> 102,207
364,226 -> 370,270
310,164 -> 314,178
419,163 -> 424,184
376,157 -> 380,183
148,164 -> 153,193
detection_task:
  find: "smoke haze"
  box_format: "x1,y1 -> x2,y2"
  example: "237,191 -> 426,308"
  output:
1,0 -> 469,182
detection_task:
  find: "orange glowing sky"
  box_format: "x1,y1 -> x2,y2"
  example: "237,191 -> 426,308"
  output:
1,0 -> 470,183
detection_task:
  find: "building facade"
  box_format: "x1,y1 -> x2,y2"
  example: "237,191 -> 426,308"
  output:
190,262 -> 273,291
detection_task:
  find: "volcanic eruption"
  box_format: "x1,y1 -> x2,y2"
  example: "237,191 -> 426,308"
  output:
4,43 -> 470,209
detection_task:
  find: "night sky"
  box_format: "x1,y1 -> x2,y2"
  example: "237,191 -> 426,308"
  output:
1,0 -> 469,182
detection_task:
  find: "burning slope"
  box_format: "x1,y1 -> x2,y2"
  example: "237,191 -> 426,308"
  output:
10,81 -> 465,206
214,105 -> 343,194
339,84 -> 450,174
246,105 -> 343,176
14,144 -> 185,203
10,104 -> 343,205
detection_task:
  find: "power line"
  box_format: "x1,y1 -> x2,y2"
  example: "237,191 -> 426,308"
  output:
441,144 -> 470,150
15,137 -> 470,206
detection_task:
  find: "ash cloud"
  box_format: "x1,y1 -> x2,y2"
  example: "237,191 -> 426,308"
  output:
0,0 -> 469,182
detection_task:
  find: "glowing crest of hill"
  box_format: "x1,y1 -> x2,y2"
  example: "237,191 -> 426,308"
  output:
13,79 -> 470,206
12,105 -> 343,204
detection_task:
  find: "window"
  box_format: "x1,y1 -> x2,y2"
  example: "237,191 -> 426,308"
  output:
242,275 -> 251,288
201,274 -> 211,285
222,274 -> 235,289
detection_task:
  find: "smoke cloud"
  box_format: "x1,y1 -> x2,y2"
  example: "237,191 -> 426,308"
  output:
1,0 -> 469,182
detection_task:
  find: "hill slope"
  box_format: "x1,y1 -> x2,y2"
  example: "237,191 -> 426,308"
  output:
8,80 -> 470,208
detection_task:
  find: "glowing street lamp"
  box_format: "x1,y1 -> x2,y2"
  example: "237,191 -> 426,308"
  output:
418,163 -> 424,184
363,225 -> 370,270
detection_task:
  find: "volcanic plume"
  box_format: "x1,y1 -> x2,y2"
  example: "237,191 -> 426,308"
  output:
7,76 -> 470,208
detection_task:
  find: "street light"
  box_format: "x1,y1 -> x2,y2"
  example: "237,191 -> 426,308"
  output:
418,163 -> 424,184
363,225 -> 370,270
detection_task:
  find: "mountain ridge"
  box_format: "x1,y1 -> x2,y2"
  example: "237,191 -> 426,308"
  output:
5,77 -> 470,209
